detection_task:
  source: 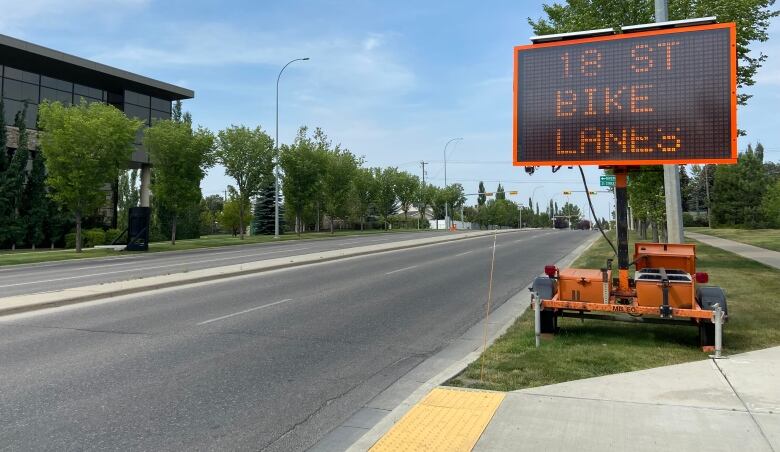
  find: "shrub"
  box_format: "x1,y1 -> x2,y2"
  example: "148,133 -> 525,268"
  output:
83,228 -> 106,247
104,228 -> 122,245
65,232 -> 77,249
65,229 -> 107,248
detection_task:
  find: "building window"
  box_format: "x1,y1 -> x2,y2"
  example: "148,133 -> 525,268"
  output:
41,86 -> 73,105
3,78 -> 39,103
3,66 -> 39,84
124,103 -> 150,125
150,109 -> 170,124
74,84 -> 103,100
74,95 -> 103,105
151,97 -> 171,113
3,99 -> 37,129
124,90 -> 150,107
41,75 -> 73,92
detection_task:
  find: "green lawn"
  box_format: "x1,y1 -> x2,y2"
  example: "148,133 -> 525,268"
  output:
448,233 -> 780,391
687,227 -> 780,252
0,229 -> 433,267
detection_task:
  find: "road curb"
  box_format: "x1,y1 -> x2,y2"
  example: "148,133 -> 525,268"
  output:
336,232 -> 601,452
0,229 -> 519,317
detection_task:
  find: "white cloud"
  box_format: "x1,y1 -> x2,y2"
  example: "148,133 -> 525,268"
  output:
0,0 -> 149,34
90,23 -> 416,110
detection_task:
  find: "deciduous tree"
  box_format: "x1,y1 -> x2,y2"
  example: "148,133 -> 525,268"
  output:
351,167 -> 376,230
279,127 -> 323,235
215,125 -> 274,239
38,100 -> 141,252
529,0 -> 779,106
322,145 -> 360,233
145,115 -> 215,244
373,167 -> 399,229
394,171 -> 420,221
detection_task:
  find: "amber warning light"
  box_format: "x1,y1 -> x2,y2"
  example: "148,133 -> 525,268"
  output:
513,23 -> 737,167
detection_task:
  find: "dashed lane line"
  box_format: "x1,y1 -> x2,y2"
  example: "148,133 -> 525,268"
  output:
196,299 -> 294,325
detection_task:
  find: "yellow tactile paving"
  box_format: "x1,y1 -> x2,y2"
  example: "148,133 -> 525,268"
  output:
369,387 -> 505,452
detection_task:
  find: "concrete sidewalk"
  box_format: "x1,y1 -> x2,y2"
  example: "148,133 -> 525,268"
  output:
358,347 -> 780,451
688,231 -> 780,270
474,347 -> 780,451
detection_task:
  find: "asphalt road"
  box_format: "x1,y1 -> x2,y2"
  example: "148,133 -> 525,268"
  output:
0,229 -> 594,451
0,231 -> 451,298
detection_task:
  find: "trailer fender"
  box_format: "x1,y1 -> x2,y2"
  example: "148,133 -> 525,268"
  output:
697,286 -> 728,318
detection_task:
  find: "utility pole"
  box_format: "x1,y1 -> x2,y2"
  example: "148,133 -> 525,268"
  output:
419,160 -> 428,229
519,205 -> 523,229
443,138 -> 462,230
655,0 -> 685,243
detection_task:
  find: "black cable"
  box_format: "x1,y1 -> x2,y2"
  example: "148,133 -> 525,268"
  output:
579,166 -> 618,257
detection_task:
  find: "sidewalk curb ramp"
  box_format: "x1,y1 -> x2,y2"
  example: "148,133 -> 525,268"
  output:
0,230 -> 518,317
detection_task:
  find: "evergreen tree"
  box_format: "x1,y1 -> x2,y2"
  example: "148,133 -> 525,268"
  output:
679,165 -> 691,212
477,181 -> 486,208
251,182 -> 278,235
495,183 -> 506,200
43,191 -> 70,248
22,150 -> 48,249
712,144 -> 767,227
0,100 -> 11,247
5,106 -> 30,249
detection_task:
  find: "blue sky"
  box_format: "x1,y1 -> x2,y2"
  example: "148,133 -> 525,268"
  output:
4,0 -> 779,220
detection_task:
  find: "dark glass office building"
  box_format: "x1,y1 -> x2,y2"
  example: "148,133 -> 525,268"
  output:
0,33 -> 193,225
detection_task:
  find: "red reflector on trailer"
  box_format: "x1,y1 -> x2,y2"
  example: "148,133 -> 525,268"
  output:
695,272 -> 709,283
544,265 -> 558,278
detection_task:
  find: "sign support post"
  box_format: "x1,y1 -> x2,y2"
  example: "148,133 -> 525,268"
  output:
656,0 -> 685,244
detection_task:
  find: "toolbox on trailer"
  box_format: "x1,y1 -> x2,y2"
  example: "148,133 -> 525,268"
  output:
635,269 -> 695,309
557,269 -> 608,304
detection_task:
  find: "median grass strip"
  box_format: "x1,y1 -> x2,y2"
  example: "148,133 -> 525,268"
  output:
0,229 -> 433,267
448,234 -> 780,391
687,227 -> 780,252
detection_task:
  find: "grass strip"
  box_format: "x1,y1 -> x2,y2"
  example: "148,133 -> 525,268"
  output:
687,227 -> 780,252
448,233 -> 780,391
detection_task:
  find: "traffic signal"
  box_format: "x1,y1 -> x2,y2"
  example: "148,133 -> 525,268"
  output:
509,191 -> 518,196
563,191 -> 572,195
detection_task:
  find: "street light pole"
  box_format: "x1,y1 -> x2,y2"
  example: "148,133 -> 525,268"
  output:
654,0 -> 684,243
275,57 -> 309,238
443,137 -> 462,230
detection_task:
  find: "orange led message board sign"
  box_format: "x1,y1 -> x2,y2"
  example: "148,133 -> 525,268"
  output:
513,23 -> 737,166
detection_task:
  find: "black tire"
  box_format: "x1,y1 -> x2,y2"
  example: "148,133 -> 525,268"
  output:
699,321 -> 715,348
540,309 -> 557,334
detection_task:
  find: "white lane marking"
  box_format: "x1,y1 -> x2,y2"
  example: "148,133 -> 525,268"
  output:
455,250 -> 474,257
385,264 -> 420,275
197,299 -> 294,325
0,247 -> 312,288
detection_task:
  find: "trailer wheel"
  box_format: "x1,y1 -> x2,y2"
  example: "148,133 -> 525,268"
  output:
540,309 -> 557,334
699,321 -> 715,348
532,277 -> 558,334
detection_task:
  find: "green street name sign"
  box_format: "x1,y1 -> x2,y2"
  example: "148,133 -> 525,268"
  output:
600,175 -> 616,187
